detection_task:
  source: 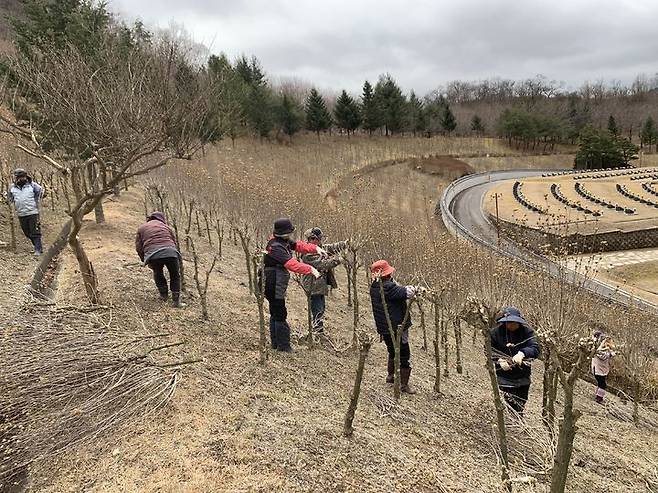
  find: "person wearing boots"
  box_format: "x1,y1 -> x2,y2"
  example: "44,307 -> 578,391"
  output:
300,227 -> 348,333
7,168 -> 44,256
135,212 -> 185,308
369,259 -> 418,394
264,218 -> 323,352
491,307 -> 540,415
591,330 -> 617,404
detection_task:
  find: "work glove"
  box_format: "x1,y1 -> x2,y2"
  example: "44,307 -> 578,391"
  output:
310,267 -> 321,279
512,351 -> 525,366
316,246 -> 328,258
498,359 -> 512,371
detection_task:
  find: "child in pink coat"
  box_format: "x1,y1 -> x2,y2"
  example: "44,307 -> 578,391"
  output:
592,330 -> 617,404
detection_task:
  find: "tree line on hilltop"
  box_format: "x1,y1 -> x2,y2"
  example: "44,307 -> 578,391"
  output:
3,0 -> 657,170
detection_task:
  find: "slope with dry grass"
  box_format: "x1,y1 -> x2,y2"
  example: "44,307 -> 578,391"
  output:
10,185 -> 655,493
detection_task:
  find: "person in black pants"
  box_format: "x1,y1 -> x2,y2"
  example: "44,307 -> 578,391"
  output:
263,218 -> 323,352
369,259 -> 419,394
491,307 -> 540,415
135,212 -> 185,308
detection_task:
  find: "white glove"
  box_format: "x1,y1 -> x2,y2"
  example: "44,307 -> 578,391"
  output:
310,267 -> 321,279
405,285 -> 417,298
498,359 -> 512,371
512,351 -> 525,366
316,247 -> 328,258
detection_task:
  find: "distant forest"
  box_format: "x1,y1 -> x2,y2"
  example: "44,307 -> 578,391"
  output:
2,0 -> 658,152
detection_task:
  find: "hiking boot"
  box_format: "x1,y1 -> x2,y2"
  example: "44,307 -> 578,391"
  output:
386,358 -> 394,384
172,292 -> 186,308
158,289 -> 169,302
400,367 -> 416,394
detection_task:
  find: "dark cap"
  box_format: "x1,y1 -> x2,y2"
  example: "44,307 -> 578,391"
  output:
273,218 -> 295,236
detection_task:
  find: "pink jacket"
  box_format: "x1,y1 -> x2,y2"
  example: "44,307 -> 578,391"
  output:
591,348 -> 616,376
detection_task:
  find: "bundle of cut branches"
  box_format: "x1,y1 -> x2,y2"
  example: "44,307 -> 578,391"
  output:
0,303 -> 194,482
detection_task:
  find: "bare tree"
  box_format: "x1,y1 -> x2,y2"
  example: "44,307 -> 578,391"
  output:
1,33 -> 217,302
188,236 -> 217,320
343,330 -> 373,437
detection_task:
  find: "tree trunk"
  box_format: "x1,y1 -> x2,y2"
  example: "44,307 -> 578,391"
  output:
344,263 -> 352,307
237,228 -> 254,295
432,299 -> 441,393
5,203 -> 16,252
30,219 -> 73,296
350,250 -> 359,347
343,339 -> 372,437
481,323 -> 512,492
550,383 -> 580,493
542,348 -> 558,436
69,212 -> 99,304
442,313 -> 449,378
418,301 -> 427,351
252,256 -> 268,365
453,317 -> 463,374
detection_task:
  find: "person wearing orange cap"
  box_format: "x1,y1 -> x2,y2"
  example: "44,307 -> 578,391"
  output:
369,259 -> 419,394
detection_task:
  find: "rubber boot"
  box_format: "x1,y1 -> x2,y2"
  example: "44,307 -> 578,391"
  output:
172,292 -> 186,308
386,358 -> 395,384
33,236 -> 43,256
276,321 -> 293,352
595,388 -> 605,404
400,367 -> 416,394
269,318 -> 278,350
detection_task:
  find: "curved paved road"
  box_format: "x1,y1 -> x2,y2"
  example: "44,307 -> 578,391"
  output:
440,169 -> 658,313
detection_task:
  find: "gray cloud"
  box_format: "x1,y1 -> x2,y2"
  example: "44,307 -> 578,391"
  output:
110,0 -> 658,95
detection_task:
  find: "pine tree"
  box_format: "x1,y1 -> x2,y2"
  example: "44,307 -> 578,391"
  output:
405,91 -> 426,136
441,104 -> 457,134
374,74 -> 406,136
276,94 -> 303,141
607,115 -> 619,137
245,85 -> 275,139
640,116 -> 657,150
206,53 -> 246,146
305,88 -> 332,139
334,90 -> 362,136
11,0 -> 111,57
471,114 -> 485,135
361,80 -> 381,135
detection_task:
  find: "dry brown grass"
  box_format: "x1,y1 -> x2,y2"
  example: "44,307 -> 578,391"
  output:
3,135 -> 658,492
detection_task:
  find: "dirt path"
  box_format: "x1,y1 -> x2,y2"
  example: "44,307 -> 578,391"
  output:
20,189 -> 658,493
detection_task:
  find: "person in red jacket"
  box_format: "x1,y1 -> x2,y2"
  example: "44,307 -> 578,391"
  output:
135,211 -> 185,308
264,218 -> 324,352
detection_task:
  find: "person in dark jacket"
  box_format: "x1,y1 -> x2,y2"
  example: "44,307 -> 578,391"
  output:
369,260 -> 418,394
300,227 -> 348,333
7,168 -> 44,255
135,211 -> 185,308
491,307 -> 540,415
264,218 -> 323,352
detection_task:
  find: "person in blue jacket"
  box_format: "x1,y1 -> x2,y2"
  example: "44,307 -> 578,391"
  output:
491,306 -> 540,415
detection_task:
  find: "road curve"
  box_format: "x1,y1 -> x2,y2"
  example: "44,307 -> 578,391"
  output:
439,169 -> 658,314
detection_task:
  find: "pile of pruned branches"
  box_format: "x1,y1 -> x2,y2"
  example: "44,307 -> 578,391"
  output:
0,301 -> 197,484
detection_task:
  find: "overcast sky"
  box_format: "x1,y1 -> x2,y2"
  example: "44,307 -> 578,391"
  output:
109,0 -> 658,95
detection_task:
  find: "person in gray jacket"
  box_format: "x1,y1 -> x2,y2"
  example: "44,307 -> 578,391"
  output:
7,168 -> 44,255
301,227 -> 348,333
